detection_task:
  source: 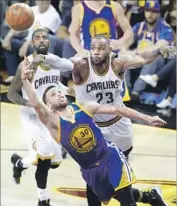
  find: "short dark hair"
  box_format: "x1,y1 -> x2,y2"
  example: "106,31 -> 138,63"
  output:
42,86 -> 55,104
32,28 -> 49,40
91,34 -> 110,44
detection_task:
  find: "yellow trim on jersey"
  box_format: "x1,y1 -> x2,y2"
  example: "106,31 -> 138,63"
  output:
96,115 -> 122,127
51,161 -> 62,166
32,53 -> 51,71
79,3 -> 84,27
60,106 -> 76,124
57,119 -> 61,143
39,63 -> 51,71
32,154 -> 55,165
114,165 -> 137,191
73,102 -> 94,118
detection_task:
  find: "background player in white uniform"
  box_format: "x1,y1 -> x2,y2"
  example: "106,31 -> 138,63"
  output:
7,29 -> 74,206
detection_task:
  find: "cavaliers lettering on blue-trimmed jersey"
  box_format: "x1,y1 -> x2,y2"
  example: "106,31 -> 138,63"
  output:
80,0 -> 118,50
58,103 -> 136,202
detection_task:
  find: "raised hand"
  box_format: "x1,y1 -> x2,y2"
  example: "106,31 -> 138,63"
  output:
21,56 -> 34,81
32,54 -> 45,64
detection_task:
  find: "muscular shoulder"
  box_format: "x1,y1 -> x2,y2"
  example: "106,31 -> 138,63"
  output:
72,3 -> 82,13
72,59 -> 89,85
111,1 -> 124,19
111,55 -> 126,76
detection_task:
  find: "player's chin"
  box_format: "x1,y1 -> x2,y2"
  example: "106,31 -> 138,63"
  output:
37,46 -> 48,54
58,101 -> 68,108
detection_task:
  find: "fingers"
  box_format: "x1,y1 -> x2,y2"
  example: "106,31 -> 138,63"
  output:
24,70 -> 34,74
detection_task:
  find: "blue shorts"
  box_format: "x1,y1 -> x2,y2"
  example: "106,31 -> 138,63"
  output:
81,143 -> 136,203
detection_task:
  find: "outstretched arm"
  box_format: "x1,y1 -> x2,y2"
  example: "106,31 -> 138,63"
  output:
83,102 -> 166,127
21,61 -> 51,125
32,53 -> 74,72
7,62 -> 31,106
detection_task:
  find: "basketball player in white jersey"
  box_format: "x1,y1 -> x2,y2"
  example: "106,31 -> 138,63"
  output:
7,29 -> 74,206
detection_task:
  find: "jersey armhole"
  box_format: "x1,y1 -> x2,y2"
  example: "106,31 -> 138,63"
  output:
111,54 -> 125,80
73,102 -> 94,118
110,1 -> 118,23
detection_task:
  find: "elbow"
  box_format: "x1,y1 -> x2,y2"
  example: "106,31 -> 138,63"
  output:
128,30 -> 134,45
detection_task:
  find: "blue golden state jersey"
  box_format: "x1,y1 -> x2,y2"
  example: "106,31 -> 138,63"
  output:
79,0 -> 118,50
133,18 -> 175,49
58,103 -> 110,168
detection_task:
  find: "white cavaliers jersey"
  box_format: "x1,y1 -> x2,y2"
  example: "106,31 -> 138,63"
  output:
75,53 -> 124,123
75,53 -> 133,151
21,53 -> 67,116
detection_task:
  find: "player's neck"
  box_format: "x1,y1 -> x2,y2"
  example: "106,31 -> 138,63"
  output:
56,106 -> 73,119
85,1 -> 105,10
92,57 -> 109,75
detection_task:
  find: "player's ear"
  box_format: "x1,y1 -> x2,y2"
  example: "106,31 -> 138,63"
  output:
109,46 -> 112,52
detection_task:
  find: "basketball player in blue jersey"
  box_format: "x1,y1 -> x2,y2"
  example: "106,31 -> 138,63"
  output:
69,0 -> 133,56
40,35 -> 174,206
21,59 -> 166,206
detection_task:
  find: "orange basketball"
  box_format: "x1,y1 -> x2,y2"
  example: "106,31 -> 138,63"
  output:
5,3 -> 34,31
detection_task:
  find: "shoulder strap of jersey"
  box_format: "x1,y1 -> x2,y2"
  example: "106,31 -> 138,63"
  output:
72,102 -> 93,118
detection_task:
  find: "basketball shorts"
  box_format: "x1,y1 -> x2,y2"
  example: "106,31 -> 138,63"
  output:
81,142 -> 136,204
98,117 -> 133,152
21,112 -> 62,165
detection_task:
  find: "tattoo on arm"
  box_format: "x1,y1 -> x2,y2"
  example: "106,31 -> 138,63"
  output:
7,63 -> 29,106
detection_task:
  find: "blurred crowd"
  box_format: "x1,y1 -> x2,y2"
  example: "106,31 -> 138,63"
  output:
0,0 -> 176,109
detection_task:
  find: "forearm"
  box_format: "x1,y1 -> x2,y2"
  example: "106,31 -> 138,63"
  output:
116,106 -> 149,123
69,34 -> 84,53
22,79 -> 40,107
5,29 -> 20,40
45,54 -> 73,71
7,89 -> 29,106
117,29 -> 134,50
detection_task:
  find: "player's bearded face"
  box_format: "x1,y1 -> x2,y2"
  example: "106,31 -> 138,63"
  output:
46,89 -> 68,110
33,32 -> 50,55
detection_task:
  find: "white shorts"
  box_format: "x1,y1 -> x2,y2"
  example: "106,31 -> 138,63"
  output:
98,117 -> 133,152
21,111 -> 62,165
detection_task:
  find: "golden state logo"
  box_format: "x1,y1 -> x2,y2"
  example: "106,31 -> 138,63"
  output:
70,124 -> 96,153
89,18 -> 110,38
150,1 -> 155,8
